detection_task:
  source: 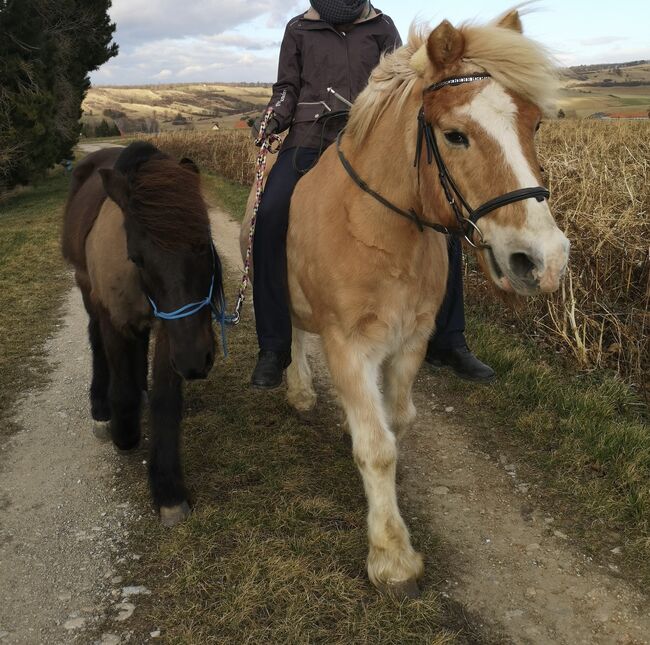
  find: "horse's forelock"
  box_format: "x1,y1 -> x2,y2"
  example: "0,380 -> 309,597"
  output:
129,158 -> 210,251
346,15 -> 557,145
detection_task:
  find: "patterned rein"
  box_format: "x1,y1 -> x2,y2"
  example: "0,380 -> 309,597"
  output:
337,73 -> 550,247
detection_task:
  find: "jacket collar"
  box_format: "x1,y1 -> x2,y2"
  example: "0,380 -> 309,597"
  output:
302,5 -> 381,25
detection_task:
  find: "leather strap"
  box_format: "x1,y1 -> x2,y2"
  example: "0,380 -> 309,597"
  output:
336,132 -> 462,236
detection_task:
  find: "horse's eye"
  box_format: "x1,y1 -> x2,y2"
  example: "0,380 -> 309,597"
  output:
444,131 -> 469,147
129,254 -> 144,268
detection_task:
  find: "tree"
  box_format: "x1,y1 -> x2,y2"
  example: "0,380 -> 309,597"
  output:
0,0 -> 118,191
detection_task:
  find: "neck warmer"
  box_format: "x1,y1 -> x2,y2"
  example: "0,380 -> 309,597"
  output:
310,0 -> 369,25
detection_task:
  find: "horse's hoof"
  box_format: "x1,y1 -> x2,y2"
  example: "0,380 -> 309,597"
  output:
286,391 -> 317,413
377,578 -> 421,600
114,438 -> 141,454
160,501 -> 191,527
92,420 -> 111,442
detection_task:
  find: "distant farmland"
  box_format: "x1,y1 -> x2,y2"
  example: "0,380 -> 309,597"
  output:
82,60 -> 650,135
82,83 -> 272,134
558,60 -> 650,117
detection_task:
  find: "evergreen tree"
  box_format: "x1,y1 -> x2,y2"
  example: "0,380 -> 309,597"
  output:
0,0 -> 117,191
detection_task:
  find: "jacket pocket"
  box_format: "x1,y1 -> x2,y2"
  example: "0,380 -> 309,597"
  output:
293,101 -> 332,124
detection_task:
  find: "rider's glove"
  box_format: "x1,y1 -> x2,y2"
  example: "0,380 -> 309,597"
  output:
249,114 -> 281,143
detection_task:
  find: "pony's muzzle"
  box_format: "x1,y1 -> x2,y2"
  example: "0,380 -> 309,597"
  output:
171,350 -> 214,380
170,339 -> 215,381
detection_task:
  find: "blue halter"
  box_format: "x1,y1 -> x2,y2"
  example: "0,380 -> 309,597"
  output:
147,244 -> 229,356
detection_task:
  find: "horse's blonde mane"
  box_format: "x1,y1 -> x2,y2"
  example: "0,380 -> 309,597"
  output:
347,14 -> 558,144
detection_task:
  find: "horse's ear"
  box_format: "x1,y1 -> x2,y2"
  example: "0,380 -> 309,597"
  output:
496,9 -> 523,33
180,157 -> 200,174
99,168 -> 130,210
427,19 -> 465,68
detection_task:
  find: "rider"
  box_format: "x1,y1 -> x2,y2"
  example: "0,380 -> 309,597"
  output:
251,1 -> 495,388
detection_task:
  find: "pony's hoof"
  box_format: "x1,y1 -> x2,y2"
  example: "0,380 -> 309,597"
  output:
286,390 -> 317,413
160,501 -> 191,527
114,438 -> 141,454
377,578 -> 421,600
92,420 -> 111,442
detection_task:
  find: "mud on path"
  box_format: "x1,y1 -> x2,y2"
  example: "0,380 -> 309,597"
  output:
1,199 -> 647,644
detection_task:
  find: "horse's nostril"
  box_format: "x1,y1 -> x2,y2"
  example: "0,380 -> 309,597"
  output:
509,252 -> 538,281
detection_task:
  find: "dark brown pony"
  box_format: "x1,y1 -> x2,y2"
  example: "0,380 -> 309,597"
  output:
63,142 -> 223,526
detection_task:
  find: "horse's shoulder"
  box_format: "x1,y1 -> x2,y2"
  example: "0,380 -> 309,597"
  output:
86,200 -> 149,330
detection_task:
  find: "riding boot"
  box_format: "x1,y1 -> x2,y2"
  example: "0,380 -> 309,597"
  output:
251,350 -> 292,389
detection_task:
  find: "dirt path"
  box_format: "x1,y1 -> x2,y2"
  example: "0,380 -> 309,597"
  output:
77,142 -> 123,155
0,290 -> 139,644
1,197 -> 647,644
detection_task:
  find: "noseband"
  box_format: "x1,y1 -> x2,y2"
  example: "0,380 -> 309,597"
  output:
337,73 -> 550,247
147,244 -> 224,322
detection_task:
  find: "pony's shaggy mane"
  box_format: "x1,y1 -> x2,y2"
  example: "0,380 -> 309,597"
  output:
130,159 -> 210,251
347,12 -> 558,144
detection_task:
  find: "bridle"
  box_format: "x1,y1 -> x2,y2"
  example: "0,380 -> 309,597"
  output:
146,243 -> 230,354
336,73 -> 550,248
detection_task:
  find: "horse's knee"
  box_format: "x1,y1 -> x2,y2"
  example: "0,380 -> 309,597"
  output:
352,430 -> 397,474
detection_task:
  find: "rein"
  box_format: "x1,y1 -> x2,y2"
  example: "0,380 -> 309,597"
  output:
226,108 -> 282,326
337,73 -> 550,247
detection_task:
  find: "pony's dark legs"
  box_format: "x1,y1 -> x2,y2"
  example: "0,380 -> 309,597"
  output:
148,325 -> 189,526
79,282 -> 111,437
89,316 -> 111,422
135,329 -> 150,395
98,311 -> 142,451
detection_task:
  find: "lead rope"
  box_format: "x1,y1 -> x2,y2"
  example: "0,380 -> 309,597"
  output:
225,108 -> 281,325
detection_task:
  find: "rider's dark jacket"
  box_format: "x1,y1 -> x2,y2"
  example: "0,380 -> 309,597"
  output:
267,6 -> 402,151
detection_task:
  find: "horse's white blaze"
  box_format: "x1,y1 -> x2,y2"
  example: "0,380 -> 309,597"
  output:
457,83 -> 570,294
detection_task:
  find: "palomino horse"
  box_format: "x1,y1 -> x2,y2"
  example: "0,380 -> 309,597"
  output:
243,10 -> 570,597
63,142 -> 223,526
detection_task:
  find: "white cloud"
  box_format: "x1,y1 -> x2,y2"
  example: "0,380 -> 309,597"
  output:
94,0 -> 303,84
109,0 -> 303,43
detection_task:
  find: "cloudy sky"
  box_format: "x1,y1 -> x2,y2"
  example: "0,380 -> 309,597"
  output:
91,0 -> 650,86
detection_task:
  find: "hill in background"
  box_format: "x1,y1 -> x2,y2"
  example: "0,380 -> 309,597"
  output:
558,60 -> 650,118
82,83 -> 272,135
81,60 -> 650,136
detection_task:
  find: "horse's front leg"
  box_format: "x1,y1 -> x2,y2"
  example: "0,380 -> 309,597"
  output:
323,330 -> 424,598
98,311 -> 142,451
383,329 -> 430,440
149,325 -> 190,527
